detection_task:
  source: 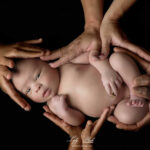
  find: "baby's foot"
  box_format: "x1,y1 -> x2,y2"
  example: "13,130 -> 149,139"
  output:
126,96 -> 145,107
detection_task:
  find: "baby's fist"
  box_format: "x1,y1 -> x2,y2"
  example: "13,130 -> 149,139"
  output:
47,95 -> 68,115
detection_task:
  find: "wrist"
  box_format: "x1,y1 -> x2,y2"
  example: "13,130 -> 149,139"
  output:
84,20 -> 100,32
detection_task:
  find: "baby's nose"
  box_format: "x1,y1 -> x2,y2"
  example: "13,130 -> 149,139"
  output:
34,83 -> 42,93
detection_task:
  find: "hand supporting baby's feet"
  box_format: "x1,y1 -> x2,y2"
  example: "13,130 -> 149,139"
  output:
101,69 -> 123,96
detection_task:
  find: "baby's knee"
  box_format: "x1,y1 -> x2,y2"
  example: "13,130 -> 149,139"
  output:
114,99 -> 149,125
109,52 -> 128,69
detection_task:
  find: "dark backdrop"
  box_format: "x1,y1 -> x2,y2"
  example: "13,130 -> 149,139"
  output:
1,0 -> 150,149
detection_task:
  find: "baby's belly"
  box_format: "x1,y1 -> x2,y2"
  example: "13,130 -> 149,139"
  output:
70,82 -> 128,118
59,64 -> 129,118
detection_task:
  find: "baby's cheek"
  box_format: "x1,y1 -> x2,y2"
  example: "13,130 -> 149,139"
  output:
30,94 -> 43,103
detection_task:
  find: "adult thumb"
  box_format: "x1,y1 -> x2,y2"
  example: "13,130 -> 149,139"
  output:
100,40 -> 110,59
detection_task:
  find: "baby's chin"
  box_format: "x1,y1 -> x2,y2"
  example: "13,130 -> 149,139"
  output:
114,98 -> 149,125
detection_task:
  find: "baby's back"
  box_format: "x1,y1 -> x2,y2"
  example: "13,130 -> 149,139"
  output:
58,63 -> 129,117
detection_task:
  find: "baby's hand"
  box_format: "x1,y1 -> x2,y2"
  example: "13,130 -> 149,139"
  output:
101,69 -> 122,96
47,95 -> 68,116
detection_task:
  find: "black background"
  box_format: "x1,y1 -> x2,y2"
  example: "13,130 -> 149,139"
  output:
1,0 -> 150,149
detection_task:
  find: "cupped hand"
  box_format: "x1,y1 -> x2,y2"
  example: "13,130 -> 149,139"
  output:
40,26 -> 101,68
43,105 -> 111,138
100,19 -> 150,61
0,38 -> 50,111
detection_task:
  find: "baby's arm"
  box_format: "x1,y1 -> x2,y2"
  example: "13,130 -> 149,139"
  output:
47,95 -> 85,126
89,52 -> 122,96
70,51 -> 122,96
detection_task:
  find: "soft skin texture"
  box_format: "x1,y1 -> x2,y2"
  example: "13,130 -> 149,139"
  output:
12,53 -> 148,126
114,99 -> 149,124
12,58 -> 59,103
0,38 -> 48,111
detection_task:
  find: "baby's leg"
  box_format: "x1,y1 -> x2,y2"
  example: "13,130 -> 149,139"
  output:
109,52 -> 145,107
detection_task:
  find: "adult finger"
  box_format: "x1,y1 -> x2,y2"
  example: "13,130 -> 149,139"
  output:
43,105 -> 53,114
43,112 -> 70,134
0,57 -> 15,69
120,40 -> 150,62
0,66 -> 12,80
137,112 -> 150,129
107,116 -> 120,124
49,53 -> 77,68
7,49 -> 44,58
0,76 -> 31,111
133,74 -> 150,87
91,108 -> 109,138
83,120 -> 93,135
114,47 -> 150,74
100,40 -> 110,59
40,48 -> 62,61
23,38 -> 43,44
133,86 -> 150,100
116,123 -> 138,131
16,44 -> 47,52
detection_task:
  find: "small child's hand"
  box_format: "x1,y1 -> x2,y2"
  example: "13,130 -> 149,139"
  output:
101,69 -> 122,96
47,95 -> 68,116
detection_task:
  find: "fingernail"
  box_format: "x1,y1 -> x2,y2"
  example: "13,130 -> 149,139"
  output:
24,105 -> 31,111
7,73 -> 12,80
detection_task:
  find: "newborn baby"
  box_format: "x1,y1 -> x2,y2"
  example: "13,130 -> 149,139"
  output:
12,52 -> 149,126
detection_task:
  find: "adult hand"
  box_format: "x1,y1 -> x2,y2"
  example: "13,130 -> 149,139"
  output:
0,38 -> 50,111
100,19 -> 150,61
107,47 -> 150,131
40,27 -> 101,68
43,105 -> 110,138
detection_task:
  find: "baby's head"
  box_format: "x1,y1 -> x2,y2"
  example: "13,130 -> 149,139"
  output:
12,58 -> 60,103
114,99 -> 149,124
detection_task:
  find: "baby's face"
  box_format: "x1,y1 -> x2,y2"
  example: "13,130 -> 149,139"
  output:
12,59 -> 59,103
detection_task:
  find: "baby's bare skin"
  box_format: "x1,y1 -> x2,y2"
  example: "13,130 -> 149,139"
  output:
57,63 -> 129,117
13,53 -> 147,126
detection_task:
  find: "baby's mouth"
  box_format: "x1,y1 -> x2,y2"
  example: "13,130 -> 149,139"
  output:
43,88 -> 51,98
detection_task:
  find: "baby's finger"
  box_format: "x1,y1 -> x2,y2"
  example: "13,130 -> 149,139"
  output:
115,80 -> 121,89
105,84 -> 112,95
110,82 -> 117,96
